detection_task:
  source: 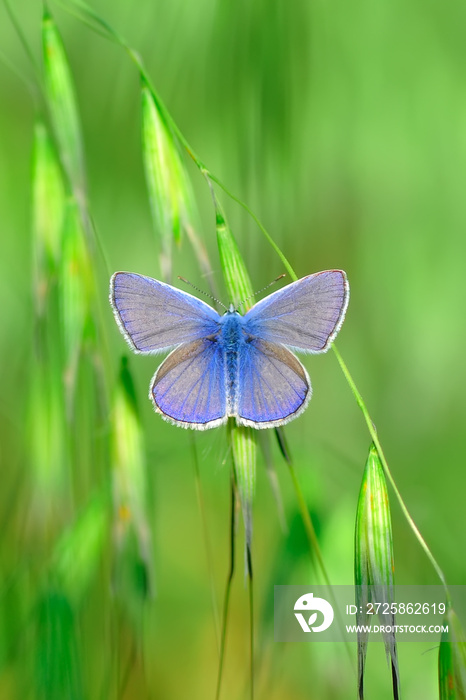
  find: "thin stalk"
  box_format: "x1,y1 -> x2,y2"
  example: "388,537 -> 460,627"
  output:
190,435 -> 220,650
391,658 -> 400,700
246,543 -> 254,700
55,0 -> 127,44
215,477 -> 236,700
275,429 -> 334,585
207,174 -> 296,281
332,343 -> 450,600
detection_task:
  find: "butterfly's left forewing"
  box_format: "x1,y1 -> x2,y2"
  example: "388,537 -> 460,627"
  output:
110,272 -> 220,353
235,338 -> 310,428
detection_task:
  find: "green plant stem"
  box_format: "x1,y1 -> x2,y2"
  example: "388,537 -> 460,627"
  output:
207,174 -> 296,281
246,543 -> 254,700
332,343 -> 450,601
215,477 -> 236,700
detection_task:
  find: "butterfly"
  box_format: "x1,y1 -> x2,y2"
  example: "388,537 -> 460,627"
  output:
109,270 -> 349,430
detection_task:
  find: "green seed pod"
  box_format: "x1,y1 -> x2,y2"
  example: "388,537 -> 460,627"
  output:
438,606 -> 466,699
141,81 -> 194,281
42,11 -> 86,195
354,443 -> 399,699
31,121 -> 66,313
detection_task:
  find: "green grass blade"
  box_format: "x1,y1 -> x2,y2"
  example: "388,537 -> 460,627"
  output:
355,443 -> 400,699
42,10 -> 85,196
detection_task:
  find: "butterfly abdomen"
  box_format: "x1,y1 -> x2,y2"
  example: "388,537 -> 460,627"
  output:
220,312 -> 245,416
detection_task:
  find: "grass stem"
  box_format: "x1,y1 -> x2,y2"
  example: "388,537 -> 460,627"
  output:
215,476 -> 236,700
246,543 -> 254,700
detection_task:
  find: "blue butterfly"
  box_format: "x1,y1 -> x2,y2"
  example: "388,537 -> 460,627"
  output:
109,270 -> 349,430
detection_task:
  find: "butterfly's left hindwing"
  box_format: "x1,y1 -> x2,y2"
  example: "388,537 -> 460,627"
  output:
150,338 -> 228,429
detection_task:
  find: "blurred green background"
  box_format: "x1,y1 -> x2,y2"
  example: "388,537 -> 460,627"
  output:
1,0 -> 465,698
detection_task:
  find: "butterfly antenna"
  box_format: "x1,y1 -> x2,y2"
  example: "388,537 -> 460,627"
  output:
236,274 -> 286,311
178,276 -> 228,310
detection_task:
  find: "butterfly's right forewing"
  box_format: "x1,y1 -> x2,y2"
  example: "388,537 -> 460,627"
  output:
110,272 -> 221,353
243,270 -> 349,353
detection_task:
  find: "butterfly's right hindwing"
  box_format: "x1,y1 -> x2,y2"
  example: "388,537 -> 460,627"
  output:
235,338 -> 311,428
110,272 -> 221,353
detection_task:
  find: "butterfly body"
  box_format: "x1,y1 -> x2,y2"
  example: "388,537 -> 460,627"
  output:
219,310 -> 243,412
110,270 -> 349,430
